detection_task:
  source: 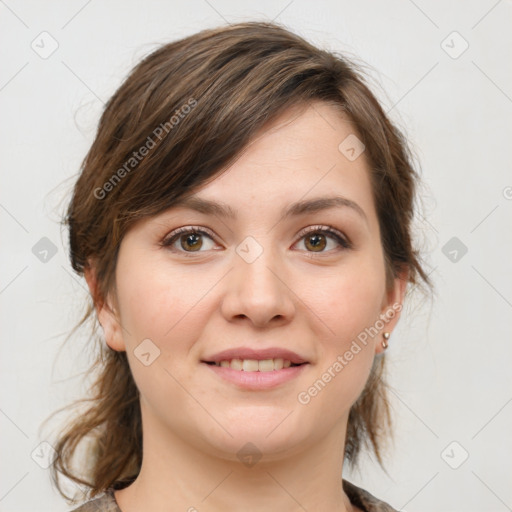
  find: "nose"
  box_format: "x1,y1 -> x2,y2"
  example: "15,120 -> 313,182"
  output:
220,242 -> 296,328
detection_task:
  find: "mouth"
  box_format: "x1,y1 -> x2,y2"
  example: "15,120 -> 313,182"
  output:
201,359 -> 309,390
202,358 -> 306,372
200,347 -> 310,389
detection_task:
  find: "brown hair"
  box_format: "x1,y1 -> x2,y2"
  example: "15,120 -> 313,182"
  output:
46,20 -> 432,503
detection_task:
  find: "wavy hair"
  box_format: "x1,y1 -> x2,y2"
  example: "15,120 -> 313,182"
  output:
45,20 -> 432,503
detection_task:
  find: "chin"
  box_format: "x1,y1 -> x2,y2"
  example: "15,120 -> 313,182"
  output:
197,411 -> 311,461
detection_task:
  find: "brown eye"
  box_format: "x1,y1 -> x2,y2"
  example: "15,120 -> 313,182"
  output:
180,232 -> 203,251
162,227 -> 217,256
304,233 -> 327,252
297,226 -> 351,254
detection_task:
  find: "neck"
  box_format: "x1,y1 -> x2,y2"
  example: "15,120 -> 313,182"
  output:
115,405 -> 355,512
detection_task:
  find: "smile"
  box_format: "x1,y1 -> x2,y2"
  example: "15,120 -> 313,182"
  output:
206,358 -> 302,371
202,360 -> 309,390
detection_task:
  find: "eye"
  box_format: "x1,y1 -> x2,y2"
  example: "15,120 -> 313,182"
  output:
161,226 -> 218,256
161,224 -> 351,257
294,225 -> 351,254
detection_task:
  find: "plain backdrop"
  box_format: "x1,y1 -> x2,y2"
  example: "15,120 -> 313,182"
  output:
1,1 -> 511,511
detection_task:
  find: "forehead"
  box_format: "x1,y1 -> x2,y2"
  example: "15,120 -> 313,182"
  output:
182,101 -> 377,222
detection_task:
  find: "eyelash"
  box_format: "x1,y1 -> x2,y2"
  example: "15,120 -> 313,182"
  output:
160,225 -> 352,257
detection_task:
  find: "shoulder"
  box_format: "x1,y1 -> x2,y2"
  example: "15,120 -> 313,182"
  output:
68,488 -> 121,512
68,481 -> 397,512
342,479 -> 399,512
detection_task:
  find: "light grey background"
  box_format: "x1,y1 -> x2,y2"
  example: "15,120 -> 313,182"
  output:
1,1 -> 511,511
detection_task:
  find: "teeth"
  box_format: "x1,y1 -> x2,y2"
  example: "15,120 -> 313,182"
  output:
258,359 -> 274,372
231,358 -> 243,371
213,358 -> 298,371
242,359 -> 259,372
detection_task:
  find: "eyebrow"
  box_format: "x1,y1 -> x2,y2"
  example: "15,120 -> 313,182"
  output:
172,195 -> 368,224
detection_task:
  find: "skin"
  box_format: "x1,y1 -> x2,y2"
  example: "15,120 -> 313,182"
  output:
85,101 -> 407,512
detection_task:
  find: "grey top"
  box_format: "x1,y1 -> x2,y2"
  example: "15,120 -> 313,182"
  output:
69,479 -> 398,511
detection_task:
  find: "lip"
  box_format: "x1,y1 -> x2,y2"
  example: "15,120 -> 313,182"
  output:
202,362 -> 309,390
202,347 -> 308,365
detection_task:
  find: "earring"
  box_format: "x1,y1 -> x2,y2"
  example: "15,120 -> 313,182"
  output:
382,332 -> 390,349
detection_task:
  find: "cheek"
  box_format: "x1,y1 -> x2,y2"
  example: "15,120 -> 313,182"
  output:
113,255 -> 207,419
300,255 -> 385,405
115,255 -> 207,347
309,258 -> 386,347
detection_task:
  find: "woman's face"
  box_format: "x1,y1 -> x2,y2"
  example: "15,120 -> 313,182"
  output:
91,101 -> 405,462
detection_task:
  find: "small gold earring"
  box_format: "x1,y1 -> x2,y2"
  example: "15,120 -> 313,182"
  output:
382,332 -> 390,349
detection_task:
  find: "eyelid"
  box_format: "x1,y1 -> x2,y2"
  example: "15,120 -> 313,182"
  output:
161,225 -> 218,246
295,224 -> 351,249
161,223 -> 352,256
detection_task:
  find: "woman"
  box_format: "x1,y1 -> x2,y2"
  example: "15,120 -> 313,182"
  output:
50,20 -> 431,512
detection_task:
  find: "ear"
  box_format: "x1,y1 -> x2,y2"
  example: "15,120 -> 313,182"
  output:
375,267 -> 408,354
84,260 -> 126,352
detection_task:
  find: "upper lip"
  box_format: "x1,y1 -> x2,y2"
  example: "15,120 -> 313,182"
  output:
202,347 -> 309,364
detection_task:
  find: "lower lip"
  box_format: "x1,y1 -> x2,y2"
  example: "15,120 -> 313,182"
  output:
202,363 -> 309,390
